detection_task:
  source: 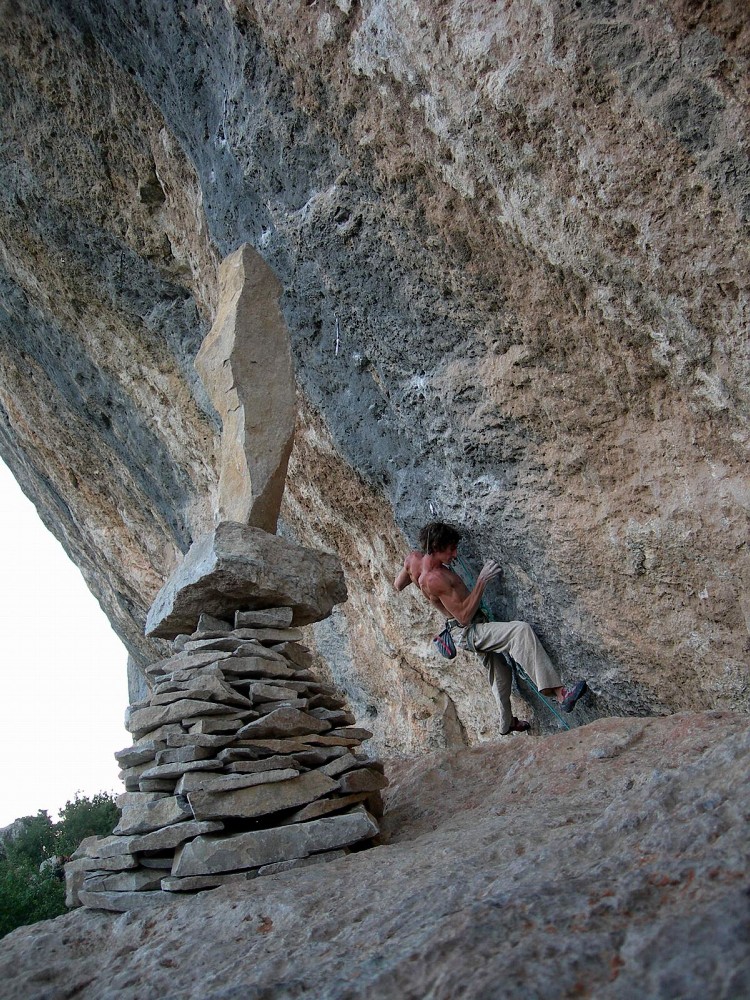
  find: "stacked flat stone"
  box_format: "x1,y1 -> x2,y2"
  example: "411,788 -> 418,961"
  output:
66,607 -> 385,912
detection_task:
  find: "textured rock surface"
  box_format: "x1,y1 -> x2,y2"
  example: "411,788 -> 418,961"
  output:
0,2 -> 748,749
145,522 -> 347,637
2,713 -> 748,998
194,244 -> 295,532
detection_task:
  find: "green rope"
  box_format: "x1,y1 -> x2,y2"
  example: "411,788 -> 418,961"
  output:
454,554 -> 571,731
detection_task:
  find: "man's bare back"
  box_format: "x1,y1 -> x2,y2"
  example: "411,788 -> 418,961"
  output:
395,538 -> 500,625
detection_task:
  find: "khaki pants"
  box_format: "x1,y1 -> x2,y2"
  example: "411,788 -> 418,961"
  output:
452,620 -> 562,735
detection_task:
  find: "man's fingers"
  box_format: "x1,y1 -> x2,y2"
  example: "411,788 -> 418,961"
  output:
479,559 -> 502,580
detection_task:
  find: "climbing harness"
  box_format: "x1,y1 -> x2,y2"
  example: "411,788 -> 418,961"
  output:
454,553 -> 571,732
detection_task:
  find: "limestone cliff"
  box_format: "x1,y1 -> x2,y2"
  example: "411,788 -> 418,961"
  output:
0,1 -> 748,751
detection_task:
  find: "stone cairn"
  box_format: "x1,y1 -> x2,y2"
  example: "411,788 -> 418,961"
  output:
65,525 -> 386,912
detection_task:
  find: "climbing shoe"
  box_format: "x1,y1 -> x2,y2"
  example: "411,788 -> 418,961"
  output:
560,680 -> 588,713
508,717 -> 531,734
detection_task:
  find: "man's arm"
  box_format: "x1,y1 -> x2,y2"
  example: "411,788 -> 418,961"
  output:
423,560 -> 501,625
394,565 -> 412,591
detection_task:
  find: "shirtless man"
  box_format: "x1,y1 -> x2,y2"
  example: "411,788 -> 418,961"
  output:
395,521 -> 587,735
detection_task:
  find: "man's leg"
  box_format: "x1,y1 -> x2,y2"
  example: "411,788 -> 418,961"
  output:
479,650 -> 514,735
468,620 -> 563,693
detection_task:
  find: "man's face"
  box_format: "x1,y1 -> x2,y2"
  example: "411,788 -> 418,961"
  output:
436,543 -> 459,564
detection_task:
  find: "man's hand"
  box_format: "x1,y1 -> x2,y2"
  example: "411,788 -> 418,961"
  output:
477,559 -> 502,584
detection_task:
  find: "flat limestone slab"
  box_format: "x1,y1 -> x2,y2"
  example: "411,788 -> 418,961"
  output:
236,708 -> 331,740
115,794 -> 193,836
83,868 -> 164,893
236,607 -> 293,629
187,770 -> 338,821
145,522 -> 347,637
128,820 -> 224,853
127,699 -> 238,736
176,767 -> 299,796
172,806 -> 379,876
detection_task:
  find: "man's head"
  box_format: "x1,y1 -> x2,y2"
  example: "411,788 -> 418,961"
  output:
418,521 -> 462,555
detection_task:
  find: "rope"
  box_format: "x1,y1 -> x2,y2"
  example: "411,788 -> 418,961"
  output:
454,554 -> 571,731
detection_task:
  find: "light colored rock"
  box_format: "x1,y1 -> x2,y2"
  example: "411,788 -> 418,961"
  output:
139,779 -> 178,793
329,727 -> 374,741
245,682 -> 301,703
273,642 -> 313,668
221,655 -> 300,679
172,805 -> 379,876
194,244 -> 295,532
145,650 -> 233,679
187,770 -> 338,821
127,699 -> 239,737
114,794 -> 192,836
115,742 -> 164,768
207,751 -> 293,770
139,759 -> 221,781
282,794 -> 370,825
232,627 -> 304,644
235,607 -> 293,629
254,698 -> 309,715
83,869 -> 164,893
154,745 -> 216,765
145,522 -> 347,637
74,834 -> 137,860
176,768 -> 299,796
64,854 -> 140,908
320,752 -> 359,777
165,734 -> 235,750
128,820 -> 224,853
236,708 -> 331,740
337,768 -> 389,794
196,613 -> 232,635
187,715 -> 252,735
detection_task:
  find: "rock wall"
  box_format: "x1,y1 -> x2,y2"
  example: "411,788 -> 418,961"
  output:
0,1 -> 748,749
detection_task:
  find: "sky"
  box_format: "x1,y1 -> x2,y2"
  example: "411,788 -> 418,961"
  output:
0,458 -> 129,828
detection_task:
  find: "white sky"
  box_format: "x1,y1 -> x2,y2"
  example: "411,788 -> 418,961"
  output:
0,458 -> 129,828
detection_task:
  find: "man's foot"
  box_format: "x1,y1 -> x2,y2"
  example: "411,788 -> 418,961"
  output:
559,680 -> 588,713
508,716 -> 531,733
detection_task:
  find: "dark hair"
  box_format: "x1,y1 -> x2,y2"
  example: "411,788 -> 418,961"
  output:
418,521 -> 462,554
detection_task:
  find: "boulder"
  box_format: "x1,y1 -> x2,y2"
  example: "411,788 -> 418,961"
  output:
145,522 -> 346,637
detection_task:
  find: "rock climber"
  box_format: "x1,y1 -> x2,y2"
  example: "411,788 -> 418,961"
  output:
394,521 -> 587,735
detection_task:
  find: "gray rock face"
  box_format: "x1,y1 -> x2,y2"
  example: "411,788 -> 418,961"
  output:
145,522 -> 347,637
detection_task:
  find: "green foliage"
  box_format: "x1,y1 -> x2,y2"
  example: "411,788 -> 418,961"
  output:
0,791 -> 120,939
0,860 -> 66,938
54,792 -> 120,859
